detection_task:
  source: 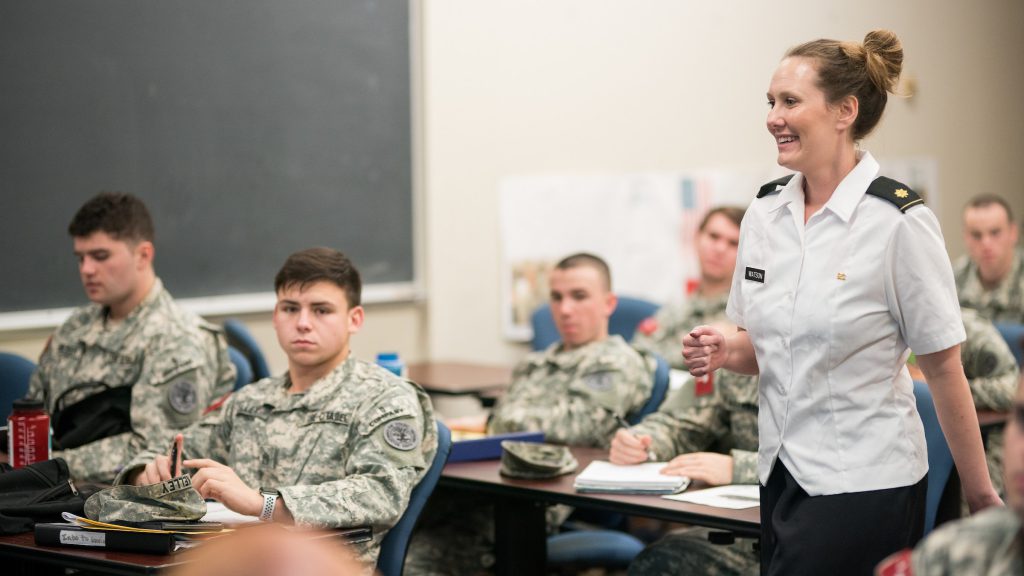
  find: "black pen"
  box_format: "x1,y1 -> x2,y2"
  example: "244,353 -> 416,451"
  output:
614,414 -> 657,462
169,434 -> 181,477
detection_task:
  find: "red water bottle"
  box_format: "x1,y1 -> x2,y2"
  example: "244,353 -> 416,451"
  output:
8,397 -> 51,468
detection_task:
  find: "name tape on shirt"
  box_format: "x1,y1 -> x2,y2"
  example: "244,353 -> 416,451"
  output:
745,267 -> 765,283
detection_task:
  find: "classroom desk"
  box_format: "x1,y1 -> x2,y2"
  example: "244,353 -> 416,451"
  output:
439,445 -> 759,575
407,361 -> 512,398
0,524 -> 370,576
0,530 -> 179,576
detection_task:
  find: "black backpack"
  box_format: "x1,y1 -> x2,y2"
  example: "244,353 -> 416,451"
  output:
0,458 -> 98,535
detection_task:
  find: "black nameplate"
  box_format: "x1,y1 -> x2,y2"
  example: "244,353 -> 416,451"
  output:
745,267 -> 765,283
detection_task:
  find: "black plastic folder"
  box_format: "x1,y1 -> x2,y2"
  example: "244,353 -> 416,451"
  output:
35,522 -> 177,554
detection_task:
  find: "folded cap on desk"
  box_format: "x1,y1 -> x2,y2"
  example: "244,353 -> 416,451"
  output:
500,441 -> 578,479
85,474 -> 206,522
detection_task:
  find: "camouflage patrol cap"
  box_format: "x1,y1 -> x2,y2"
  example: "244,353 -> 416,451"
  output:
85,475 -> 206,523
499,441 -> 578,479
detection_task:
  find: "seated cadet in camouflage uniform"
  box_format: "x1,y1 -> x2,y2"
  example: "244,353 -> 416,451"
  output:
120,248 -> 437,570
633,206 -> 747,372
405,252 -> 654,576
953,308 -> 1019,499
488,253 -> 654,444
27,192 -> 235,483
954,194 -> 1024,322
875,373 -> 1024,576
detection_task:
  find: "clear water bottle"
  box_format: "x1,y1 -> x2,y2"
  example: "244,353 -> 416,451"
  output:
376,352 -> 407,378
8,397 -> 51,468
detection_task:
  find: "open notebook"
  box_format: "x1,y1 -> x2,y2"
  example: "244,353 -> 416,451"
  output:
573,461 -> 690,495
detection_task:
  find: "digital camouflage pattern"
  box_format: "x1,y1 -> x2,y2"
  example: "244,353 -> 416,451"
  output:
960,307 -> 1020,498
85,474 -> 206,522
628,527 -> 759,576
405,335 -> 653,576
27,279 -> 235,483
632,292 -> 730,370
893,506 -> 1023,575
954,249 -> 1024,323
487,335 -> 654,447
499,441 -> 578,479
633,369 -> 759,485
118,357 -> 437,569
626,354 -> 760,575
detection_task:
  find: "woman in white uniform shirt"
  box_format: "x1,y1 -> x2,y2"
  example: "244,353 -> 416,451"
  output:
682,30 -> 1001,575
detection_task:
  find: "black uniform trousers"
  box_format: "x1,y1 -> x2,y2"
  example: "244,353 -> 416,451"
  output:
759,459 -> 926,576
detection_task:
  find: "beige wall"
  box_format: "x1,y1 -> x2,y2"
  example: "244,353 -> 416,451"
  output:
3,1 -> 1024,368
421,0 -> 1024,365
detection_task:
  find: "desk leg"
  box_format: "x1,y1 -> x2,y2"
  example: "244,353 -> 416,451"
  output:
493,495 -> 546,576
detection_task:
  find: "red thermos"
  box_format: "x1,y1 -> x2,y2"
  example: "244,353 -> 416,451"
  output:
8,397 -> 51,468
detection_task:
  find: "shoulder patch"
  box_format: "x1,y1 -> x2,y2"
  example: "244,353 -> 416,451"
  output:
756,174 -> 795,198
167,379 -> 199,414
382,420 -> 420,451
583,371 -> 615,392
865,177 -> 923,213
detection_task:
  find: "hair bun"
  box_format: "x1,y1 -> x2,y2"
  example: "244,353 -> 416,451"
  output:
863,29 -> 903,94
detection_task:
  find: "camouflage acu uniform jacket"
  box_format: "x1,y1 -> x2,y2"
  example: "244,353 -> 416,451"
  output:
960,307 -> 1020,498
633,369 -> 759,484
488,335 -> 653,448
632,291 -> 729,370
902,507 -> 1023,575
119,357 -> 437,568
28,279 -> 234,483
631,291 -> 760,483
954,249 -> 1024,323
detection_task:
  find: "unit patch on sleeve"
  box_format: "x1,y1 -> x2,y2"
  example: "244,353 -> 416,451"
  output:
383,421 -> 420,451
168,380 -> 198,414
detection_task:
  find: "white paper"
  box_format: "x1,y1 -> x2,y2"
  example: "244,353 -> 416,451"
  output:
663,484 -> 760,509
60,529 -> 106,547
575,460 -> 688,490
200,501 -> 260,525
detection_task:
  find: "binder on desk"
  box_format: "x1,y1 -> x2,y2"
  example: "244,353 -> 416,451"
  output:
35,522 -> 178,554
449,431 -> 544,462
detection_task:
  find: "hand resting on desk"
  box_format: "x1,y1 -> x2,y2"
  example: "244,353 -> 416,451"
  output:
609,428 -> 734,486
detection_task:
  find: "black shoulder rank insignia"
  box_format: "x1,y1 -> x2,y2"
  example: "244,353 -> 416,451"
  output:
865,176 -> 923,213
756,174 -> 795,198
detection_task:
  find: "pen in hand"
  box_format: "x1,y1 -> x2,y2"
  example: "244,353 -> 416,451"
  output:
613,414 -> 657,462
169,433 -> 183,477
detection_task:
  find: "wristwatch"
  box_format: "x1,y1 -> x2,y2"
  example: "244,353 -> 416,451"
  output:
259,488 -> 280,522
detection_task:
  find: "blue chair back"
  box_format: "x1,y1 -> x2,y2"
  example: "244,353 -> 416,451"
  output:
227,346 -> 254,391
995,322 -> 1024,366
377,420 -> 452,576
0,352 -> 36,423
913,380 -> 957,535
223,319 -> 271,381
628,354 -> 670,425
547,530 -> 645,569
530,296 -> 660,351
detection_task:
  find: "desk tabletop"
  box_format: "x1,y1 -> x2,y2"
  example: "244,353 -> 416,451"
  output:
441,445 -> 760,537
408,361 -> 513,396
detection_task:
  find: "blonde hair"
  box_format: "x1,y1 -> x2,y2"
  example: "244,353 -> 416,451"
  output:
786,29 -> 903,140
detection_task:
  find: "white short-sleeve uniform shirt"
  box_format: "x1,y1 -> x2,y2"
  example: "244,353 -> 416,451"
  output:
727,151 -> 965,496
